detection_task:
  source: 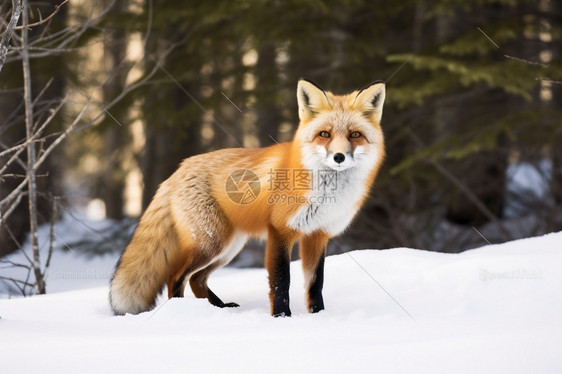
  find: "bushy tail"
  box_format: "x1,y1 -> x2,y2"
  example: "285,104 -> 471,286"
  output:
109,188 -> 176,315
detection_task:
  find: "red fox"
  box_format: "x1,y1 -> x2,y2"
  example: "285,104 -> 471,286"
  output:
109,79 -> 386,316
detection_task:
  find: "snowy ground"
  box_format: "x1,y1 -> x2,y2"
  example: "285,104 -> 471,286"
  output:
1,227 -> 562,373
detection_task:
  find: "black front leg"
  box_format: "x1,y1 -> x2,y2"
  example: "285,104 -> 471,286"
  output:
300,232 -> 329,313
266,230 -> 293,317
270,247 -> 291,317
307,255 -> 325,313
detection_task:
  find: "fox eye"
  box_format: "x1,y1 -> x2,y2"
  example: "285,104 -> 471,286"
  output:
319,131 -> 331,138
350,131 -> 362,138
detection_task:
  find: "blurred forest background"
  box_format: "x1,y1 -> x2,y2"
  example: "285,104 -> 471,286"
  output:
1,0 -> 561,267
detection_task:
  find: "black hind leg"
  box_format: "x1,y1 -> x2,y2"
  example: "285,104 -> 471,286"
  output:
189,263 -> 239,308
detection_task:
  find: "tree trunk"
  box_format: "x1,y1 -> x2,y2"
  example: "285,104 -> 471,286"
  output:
22,0 -> 46,294
255,43 -> 280,146
100,0 -> 129,219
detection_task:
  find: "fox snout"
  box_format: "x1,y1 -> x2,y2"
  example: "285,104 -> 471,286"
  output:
322,136 -> 353,170
324,149 -> 355,170
333,152 -> 345,164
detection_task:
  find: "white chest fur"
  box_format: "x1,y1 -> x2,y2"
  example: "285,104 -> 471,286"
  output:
287,165 -> 371,236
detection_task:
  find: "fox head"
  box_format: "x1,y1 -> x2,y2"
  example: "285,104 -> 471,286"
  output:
295,79 -> 386,173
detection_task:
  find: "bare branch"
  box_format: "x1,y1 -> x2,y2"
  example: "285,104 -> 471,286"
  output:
43,195 -> 59,276
13,0 -> 69,30
0,140 -> 27,170
33,100 -> 91,172
1,226 -> 34,294
4,0 -> 116,65
0,92 -> 70,176
0,275 -> 34,286
0,178 -> 28,223
0,275 -> 34,296
0,259 -> 30,270
3,223 -> 30,263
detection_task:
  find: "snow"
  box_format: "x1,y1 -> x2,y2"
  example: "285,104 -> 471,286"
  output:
505,159 -> 553,218
1,227 -> 562,373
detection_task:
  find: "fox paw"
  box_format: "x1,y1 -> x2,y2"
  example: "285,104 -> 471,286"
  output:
222,302 -> 240,308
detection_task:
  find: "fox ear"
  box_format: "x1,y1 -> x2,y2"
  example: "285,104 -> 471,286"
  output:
297,79 -> 330,121
354,81 -> 386,122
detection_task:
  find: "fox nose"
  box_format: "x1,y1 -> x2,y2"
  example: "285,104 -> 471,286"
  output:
333,153 -> 345,164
